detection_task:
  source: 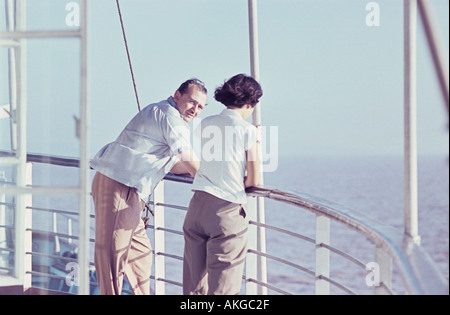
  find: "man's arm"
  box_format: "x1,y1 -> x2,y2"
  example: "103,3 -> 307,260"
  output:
170,150 -> 200,178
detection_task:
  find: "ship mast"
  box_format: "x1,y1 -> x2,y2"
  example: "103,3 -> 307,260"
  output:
248,0 -> 267,295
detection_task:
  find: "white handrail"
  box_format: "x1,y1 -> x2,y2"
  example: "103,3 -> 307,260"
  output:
246,186 -> 449,295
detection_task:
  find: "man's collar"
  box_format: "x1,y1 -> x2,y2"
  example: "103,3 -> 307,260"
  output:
167,96 -> 184,120
167,96 -> 178,110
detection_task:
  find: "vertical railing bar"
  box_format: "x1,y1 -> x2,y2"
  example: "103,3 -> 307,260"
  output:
404,0 -> 421,246
248,0 -> 267,295
315,214 -> 330,295
68,218 -> 73,244
52,212 -> 60,253
374,246 -> 393,295
153,182 -> 165,295
23,163 -> 32,290
0,173 -> 6,268
245,196 -> 258,295
13,0 -> 27,286
77,0 -> 90,295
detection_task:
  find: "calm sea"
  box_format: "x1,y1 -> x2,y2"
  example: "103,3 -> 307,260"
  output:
27,155 -> 449,294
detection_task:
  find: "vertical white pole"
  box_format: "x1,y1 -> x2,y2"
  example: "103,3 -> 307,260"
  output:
153,182 -> 165,295
2,0 -> 16,273
374,246 -> 393,295
5,0 -> 18,152
23,163 -> 32,291
0,172 -> 7,269
315,215 -> 330,295
245,196 -> 258,295
68,218 -> 73,244
78,0 -> 91,295
13,0 -> 27,285
53,212 -> 60,253
404,0 -> 421,245
248,0 -> 261,125
248,0 -> 267,295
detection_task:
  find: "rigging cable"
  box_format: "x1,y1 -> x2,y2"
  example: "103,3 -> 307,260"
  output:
116,0 -> 154,224
115,0 -> 141,112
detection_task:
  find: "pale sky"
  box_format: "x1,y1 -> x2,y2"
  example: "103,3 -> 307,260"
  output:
0,0 -> 449,159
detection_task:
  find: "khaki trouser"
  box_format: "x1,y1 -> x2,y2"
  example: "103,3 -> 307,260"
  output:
183,191 -> 249,295
92,172 -> 153,295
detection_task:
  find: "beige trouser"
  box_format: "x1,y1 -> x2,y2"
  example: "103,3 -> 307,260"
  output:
183,191 -> 249,295
92,172 -> 153,295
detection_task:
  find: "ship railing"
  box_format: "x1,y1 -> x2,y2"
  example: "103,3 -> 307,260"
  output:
0,153 -> 449,295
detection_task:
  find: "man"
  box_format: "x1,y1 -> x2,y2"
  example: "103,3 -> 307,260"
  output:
91,79 -> 207,295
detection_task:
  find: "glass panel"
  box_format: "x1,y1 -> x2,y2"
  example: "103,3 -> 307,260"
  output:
29,193 -> 81,294
25,37 -> 82,188
27,0 -> 82,32
27,38 -> 81,160
0,47 -> 13,154
0,168 -> 16,279
0,0 -> 82,32
1,0 -> 88,292
32,162 -> 79,188
28,190 -> 96,294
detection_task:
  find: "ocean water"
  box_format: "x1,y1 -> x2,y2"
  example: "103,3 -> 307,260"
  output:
260,155 -> 449,294
16,155 -> 449,294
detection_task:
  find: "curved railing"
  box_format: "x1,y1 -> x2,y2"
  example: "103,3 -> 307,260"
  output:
245,186 -> 448,295
1,152 -> 448,295
158,173 -> 449,295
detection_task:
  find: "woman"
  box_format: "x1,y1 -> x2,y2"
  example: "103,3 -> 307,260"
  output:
183,74 -> 263,295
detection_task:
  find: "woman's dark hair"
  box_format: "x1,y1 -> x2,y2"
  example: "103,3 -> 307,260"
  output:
214,74 -> 263,108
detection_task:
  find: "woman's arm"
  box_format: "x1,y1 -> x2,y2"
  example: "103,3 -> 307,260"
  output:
244,140 -> 260,188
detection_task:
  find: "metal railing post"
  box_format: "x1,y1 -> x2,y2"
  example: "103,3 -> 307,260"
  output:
0,171 -> 7,267
248,0 -> 267,295
245,195 -> 258,294
153,182 -> 165,295
0,172 -> 7,269
404,0 -> 421,246
77,0 -> 91,296
12,0 -> 27,286
374,246 -> 393,295
315,214 -> 330,295
23,163 -> 32,291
